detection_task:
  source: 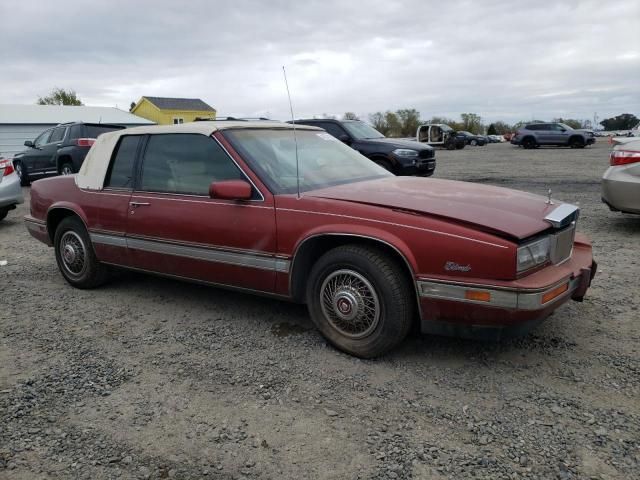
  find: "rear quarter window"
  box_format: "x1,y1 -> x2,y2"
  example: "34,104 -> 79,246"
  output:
104,135 -> 142,189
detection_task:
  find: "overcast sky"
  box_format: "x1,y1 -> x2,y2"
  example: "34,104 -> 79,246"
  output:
1,0 -> 638,125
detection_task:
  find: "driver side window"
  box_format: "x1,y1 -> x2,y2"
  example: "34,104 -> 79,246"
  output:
139,134 -> 250,197
34,129 -> 53,148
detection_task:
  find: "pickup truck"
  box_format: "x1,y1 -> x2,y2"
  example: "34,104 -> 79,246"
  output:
416,124 -> 466,150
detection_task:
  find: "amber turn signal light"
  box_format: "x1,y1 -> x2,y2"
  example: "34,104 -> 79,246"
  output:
465,290 -> 491,302
541,282 -> 569,304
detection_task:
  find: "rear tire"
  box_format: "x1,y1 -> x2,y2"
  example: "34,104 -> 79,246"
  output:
470,139 -> 478,146
54,216 -> 110,289
14,161 -> 30,186
0,208 -> 8,221
60,162 -> 74,175
306,245 -> 414,358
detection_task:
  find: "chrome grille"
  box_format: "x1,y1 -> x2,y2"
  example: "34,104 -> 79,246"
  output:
550,222 -> 575,264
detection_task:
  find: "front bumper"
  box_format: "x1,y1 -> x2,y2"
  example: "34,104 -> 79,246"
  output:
416,239 -> 595,338
0,173 -> 24,209
396,157 -> 436,177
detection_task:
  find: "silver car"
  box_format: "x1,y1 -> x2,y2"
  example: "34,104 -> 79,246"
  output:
0,157 -> 24,221
602,139 -> 640,214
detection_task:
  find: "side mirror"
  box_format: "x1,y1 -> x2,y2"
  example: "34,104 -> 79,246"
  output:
209,179 -> 252,200
560,128 -> 566,132
338,134 -> 351,144
24,140 -> 34,148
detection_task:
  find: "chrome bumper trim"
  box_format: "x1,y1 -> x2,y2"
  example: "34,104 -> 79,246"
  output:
417,276 -> 581,311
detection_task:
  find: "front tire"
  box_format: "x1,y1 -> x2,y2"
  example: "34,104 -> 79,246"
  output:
54,216 -> 110,288
470,139 -> 478,146
306,245 -> 414,358
522,137 -> 536,149
0,208 -> 8,221
569,137 -> 585,149
374,159 -> 394,174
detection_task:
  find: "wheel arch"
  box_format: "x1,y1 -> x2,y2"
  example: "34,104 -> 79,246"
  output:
289,232 -> 419,307
56,154 -> 74,173
46,204 -> 89,243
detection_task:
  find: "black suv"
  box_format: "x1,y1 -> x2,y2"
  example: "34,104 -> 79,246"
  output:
290,119 -> 436,176
13,122 -> 125,185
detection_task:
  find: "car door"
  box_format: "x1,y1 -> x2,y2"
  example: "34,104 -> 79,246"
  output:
86,134 -> 142,266
42,126 -> 68,174
21,128 -> 53,175
125,133 -> 278,292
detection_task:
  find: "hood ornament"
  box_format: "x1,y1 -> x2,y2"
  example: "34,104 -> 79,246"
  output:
546,188 -> 554,205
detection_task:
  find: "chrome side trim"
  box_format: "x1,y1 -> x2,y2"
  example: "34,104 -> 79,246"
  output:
544,203 -> 579,228
90,232 -> 290,273
417,276 -> 581,311
90,233 -> 127,248
277,208 -> 509,249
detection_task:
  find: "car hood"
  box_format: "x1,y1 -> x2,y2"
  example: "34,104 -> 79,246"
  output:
307,177 -> 560,240
360,137 -> 433,151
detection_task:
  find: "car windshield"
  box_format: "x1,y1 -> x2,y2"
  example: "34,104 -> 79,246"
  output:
341,121 -> 385,140
440,125 -> 453,132
223,128 -> 391,194
559,123 -> 574,131
460,131 -> 473,136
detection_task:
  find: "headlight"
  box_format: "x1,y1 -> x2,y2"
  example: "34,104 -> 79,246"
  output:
517,236 -> 551,272
392,149 -> 419,158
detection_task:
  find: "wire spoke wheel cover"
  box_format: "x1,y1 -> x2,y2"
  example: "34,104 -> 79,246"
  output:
320,269 -> 380,339
59,230 -> 87,277
61,164 -> 73,175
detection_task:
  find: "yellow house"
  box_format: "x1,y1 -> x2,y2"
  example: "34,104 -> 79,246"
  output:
130,96 -> 216,125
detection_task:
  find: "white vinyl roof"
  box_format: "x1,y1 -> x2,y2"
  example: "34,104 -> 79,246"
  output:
0,104 -> 154,125
77,121 -> 320,190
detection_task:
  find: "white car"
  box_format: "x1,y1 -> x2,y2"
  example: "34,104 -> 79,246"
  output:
602,139 -> 640,214
0,157 -> 24,221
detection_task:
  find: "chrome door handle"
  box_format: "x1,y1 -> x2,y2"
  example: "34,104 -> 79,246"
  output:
129,201 -> 150,207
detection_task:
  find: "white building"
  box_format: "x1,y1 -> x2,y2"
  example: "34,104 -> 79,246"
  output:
0,105 -> 154,157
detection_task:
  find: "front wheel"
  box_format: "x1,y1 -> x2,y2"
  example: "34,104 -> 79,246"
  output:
470,139 -> 477,146
54,216 -> 110,288
0,208 -> 8,221
522,137 -> 536,149
306,245 -> 414,358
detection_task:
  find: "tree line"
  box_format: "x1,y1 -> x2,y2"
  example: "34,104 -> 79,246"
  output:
30,88 -> 640,133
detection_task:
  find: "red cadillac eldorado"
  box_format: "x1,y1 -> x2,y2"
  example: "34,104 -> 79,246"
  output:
25,121 -> 596,357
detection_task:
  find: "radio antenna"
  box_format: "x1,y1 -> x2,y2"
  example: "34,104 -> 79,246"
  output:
282,66 -> 300,199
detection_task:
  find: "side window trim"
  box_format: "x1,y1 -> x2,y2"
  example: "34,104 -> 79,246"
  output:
134,133 -> 265,202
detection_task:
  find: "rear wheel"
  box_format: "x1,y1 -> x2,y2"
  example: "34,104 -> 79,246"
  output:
522,137 -> 536,149
13,161 -> 30,186
470,139 -> 478,146
306,245 -> 414,358
54,216 -> 110,288
0,208 -> 8,221
60,162 -> 74,175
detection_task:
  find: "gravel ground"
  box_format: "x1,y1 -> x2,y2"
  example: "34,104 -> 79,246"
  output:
0,139 -> 638,480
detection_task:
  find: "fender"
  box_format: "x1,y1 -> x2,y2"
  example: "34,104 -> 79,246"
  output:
46,201 -> 90,240
290,222 -> 419,276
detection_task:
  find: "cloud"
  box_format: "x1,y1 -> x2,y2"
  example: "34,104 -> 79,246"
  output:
1,0 -> 638,124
